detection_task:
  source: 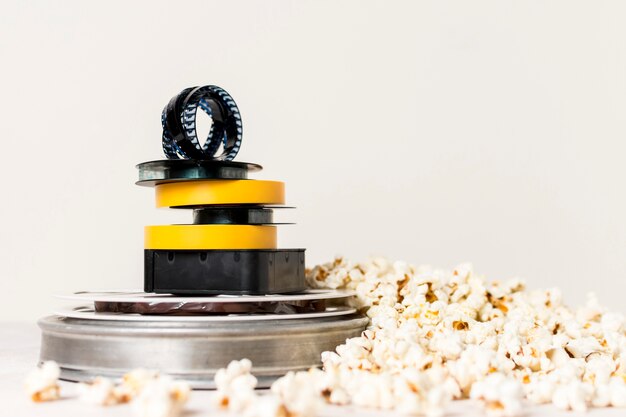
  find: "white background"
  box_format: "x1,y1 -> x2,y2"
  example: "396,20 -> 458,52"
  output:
1,1 -> 625,321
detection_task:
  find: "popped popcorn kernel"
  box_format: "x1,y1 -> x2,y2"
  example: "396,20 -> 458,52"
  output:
122,368 -> 160,398
25,361 -> 61,402
131,375 -> 190,417
212,359 -> 259,412
78,376 -> 125,406
271,370 -> 324,417
243,395 -> 290,417
470,373 -> 524,416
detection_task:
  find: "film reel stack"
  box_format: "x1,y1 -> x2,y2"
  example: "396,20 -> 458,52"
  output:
37,85 -> 367,387
140,85 -> 306,295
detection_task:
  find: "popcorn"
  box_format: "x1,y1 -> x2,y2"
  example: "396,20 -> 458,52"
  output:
271,370 -> 325,417
79,368 -> 187,410
25,363 -> 190,415
131,375 -> 190,417
429,329 -> 463,360
214,358 -> 256,391
243,395 -> 289,417
551,380 -> 593,412
584,353 -> 615,385
212,362 -> 324,417
25,361 -> 61,402
306,256 -> 626,415
470,373 -> 524,416
565,336 -> 604,358
608,376 -> 626,407
26,256 -> 626,417
78,376 -> 128,405
525,375 -> 556,404
121,368 -> 161,398
212,359 -> 258,412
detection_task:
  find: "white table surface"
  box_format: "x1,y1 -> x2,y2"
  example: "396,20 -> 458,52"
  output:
1,322 -> 623,417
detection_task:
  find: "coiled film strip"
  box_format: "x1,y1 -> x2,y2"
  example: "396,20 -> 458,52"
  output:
162,85 -> 242,161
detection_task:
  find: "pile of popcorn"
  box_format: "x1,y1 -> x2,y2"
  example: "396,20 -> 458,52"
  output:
303,257 -> 626,415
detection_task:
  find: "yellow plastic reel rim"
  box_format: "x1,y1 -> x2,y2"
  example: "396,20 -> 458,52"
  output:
144,225 -> 277,250
154,180 -> 285,208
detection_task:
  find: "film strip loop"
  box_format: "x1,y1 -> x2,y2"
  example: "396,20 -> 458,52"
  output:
161,85 -> 243,161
